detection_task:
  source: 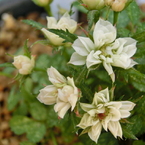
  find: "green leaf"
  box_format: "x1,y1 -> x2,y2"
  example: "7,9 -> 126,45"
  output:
10,115 -> 46,143
46,106 -> 58,127
72,1 -> 88,13
122,125 -> 138,140
7,86 -> 21,111
125,115 -> 142,136
13,102 -> 28,116
0,62 -> 14,68
97,132 -> 119,145
23,39 -> 31,58
87,10 -> 100,30
126,1 -> 141,25
20,141 -> 36,145
26,122 -> 46,143
29,102 -> 47,121
30,40 -> 50,47
132,31 -> 145,43
10,116 -> 32,135
128,69 -> 145,92
48,29 -> 77,43
22,19 -> 46,30
133,140 -> 145,145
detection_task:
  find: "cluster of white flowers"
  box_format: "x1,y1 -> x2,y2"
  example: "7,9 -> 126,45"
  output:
77,88 -> 135,143
12,12 -> 137,144
82,0 -> 127,12
69,19 -> 137,82
37,66 -> 81,118
41,12 -> 77,46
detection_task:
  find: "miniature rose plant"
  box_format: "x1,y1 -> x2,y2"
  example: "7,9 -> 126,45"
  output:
2,0 -> 145,144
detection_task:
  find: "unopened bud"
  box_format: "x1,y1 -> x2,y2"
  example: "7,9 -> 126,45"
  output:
111,0 -> 127,12
13,55 -> 35,75
82,0 -> 105,10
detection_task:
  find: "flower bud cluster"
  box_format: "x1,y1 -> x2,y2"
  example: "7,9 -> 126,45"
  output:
81,0 -> 127,12
37,67 -> 81,118
105,0 -> 127,12
41,12 -> 77,46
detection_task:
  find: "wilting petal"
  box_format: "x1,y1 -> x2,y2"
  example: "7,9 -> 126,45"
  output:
108,121 -> 122,138
93,19 -> 116,48
72,37 -> 95,56
88,121 -> 102,143
68,52 -> 86,65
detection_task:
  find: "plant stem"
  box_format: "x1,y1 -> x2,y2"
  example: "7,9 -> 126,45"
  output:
44,5 -> 53,16
113,11 -> 119,26
51,131 -> 58,145
75,66 -> 88,86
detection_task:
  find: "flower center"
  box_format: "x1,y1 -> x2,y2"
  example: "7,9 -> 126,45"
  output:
97,113 -> 106,120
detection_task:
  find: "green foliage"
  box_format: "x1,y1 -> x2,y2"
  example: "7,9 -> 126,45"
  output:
7,86 -> 21,111
48,29 -> 78,43
23,39 -> 31,58
126,1 -> 141,25
128,69 -> 145,92
87,10 -> 100,30
10,115 -> 46,143
29,102 -> 47,121
133,140 -> 145,145
20,141 -> 36,145
22,19 -> 46,30
97,133 -> 119,145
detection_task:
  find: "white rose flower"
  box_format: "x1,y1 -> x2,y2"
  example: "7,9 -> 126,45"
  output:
41,12 -> 77,46
77,88 -> 135,143
37,85 -> 58,105
82,0 -> 105,10
69,19 -> 137,82
37,66 -> 80,118
12,55 -> 35,75
54,77 -> 80,118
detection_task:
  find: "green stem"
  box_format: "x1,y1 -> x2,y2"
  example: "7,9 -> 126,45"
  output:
105,7 -> 111,20
44,5 -> 53,16
75,66 -> 88,86
113,11 -> 119,26
51,131 -> 58,145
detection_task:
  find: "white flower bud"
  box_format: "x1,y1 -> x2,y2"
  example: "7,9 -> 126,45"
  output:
82,0 -> 105,10
12,55 -> 35,75
105,0 -> 127,12
41,12 -> 77,46
32,0 -> 52,7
